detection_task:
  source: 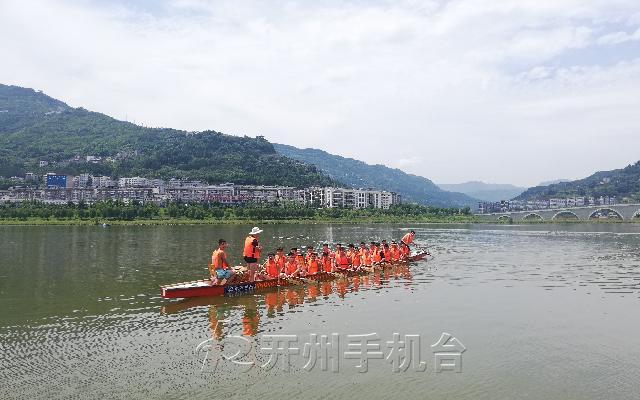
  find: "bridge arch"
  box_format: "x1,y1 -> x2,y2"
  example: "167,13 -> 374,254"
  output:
522,213 -> 544,221
551,210 -> 580,221
588,208 -> 624,221
631,209 -> 640,220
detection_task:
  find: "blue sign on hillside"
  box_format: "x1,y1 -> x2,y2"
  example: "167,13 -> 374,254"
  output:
46,175 -> 67,188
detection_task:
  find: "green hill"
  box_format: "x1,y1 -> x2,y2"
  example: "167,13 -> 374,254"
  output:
0,84 -> 332,187
273,143 -> 478,208
515,161 -> 640,202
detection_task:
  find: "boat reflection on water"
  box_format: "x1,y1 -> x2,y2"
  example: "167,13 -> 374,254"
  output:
161,265 -> 414,339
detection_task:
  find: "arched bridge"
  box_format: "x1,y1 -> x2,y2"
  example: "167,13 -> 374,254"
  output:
476,204 -> 640,222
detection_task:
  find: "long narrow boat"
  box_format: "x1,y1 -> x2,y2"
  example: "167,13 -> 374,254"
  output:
160,250 -> 429,299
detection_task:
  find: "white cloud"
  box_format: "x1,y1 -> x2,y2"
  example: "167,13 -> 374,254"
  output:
597,27 -> 640,45
1,0 -> 639,186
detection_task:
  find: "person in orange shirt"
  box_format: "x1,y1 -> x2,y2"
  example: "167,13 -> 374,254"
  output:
348,244 -> 361,270
334,247 -> 351,271
321,244 -> 334,261
360,242 -> 372,268
321,252 -> 333,273
274,247 -> 286,274
307,253 -> 321,275
382,243 -> 392,264
305,246 -> 314,262
400,230 -> 416,250
242,227 -> 264,282
399,242 -> 411,260
390,242 -> 401,263
284,252 -> 301,277
370,242 -> 380,265
261,253 -> 280,280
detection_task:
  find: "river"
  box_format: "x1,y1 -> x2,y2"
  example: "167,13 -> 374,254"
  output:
1,223 -> 639,399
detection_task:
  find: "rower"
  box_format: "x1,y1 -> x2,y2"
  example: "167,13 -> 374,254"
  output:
284,252 -> 301,277
321,252 -> 333,273
348,243 -> 361,270
275,247 -> 286,273
335,247 -> 351,271
390,241 -> 401,263
210,239 -> 234,285
307,253 -> 320,275
305,246 -> 314,262
399,242 -> 411,260
401,230 -> 416,251
382,243 -> 392,264
261,253 -> 280,280
360,242 -> 372,268
243,227 -> 264,282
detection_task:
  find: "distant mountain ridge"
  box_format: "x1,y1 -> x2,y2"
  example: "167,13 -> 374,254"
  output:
0,83 -> 332,187
437,181 -> 525,202
274,143 -> 478,208
516,162 -> 640,202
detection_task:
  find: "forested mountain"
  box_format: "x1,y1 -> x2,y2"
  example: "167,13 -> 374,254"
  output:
274,143 -> 478,208
515,161 -> 640,202
437,181 -> 525,202
0,84 -> 332,187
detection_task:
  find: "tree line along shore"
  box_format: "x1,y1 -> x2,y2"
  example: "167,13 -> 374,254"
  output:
0,201 -> 475,224
1,201 -> 635,225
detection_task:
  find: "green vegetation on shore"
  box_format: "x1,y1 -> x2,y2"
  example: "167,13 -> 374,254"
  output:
0,201 -> 475,225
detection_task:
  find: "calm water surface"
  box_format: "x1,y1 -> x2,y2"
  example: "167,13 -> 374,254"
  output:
1,223 -> 640,399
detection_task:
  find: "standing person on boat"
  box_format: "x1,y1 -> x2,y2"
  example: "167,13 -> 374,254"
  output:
401,230 -> 416,250
243,227 -> 264,282
210,239 -> 234,285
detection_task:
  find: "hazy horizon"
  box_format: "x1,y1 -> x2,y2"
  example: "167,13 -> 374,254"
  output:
2,0 -> 639,187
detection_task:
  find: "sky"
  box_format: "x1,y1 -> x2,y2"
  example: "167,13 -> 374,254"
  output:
1,0 -> 640,187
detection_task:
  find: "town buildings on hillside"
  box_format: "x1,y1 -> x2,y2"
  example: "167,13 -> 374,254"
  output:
0,173 -> 401,209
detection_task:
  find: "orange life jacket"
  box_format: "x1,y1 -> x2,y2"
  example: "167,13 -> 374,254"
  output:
373,247 -> 382,263
383,249 -> 391,262
308,260 -> 320,275
285,260 -> 298,275
336,253 -> 350,270
242,236 -> 261,260
350,250 -> 361,266
360,249 -> 371,266
322,258 -> 332,273
390,247 -> 400,262
265,259 -> 279,278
